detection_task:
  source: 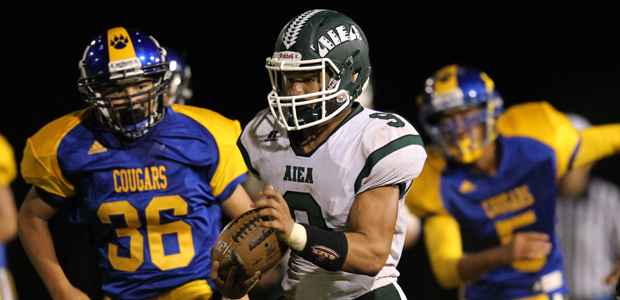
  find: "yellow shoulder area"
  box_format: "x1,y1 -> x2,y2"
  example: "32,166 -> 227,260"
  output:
0,133 -> 16,186
29,108 -> 93,151
170,104 -> 242,145
170,105 -> 246,198
21,108 -> 91,198
405,146 -> 450,217
497,101 -> 579,177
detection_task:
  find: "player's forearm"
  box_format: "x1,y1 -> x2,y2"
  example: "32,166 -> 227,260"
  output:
0,186 -> 17,242
18,213 -> 73,297
341,231 -> 391,276
457,246 -> 508,282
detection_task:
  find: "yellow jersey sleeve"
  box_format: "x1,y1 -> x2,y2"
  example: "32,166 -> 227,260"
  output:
424,214 -> 463,288
0,133 -> 17,186
405,147 -> 450,217
572,123 -> 620,168
497,102 -> 580,178
21,109 -> 91,198
171,105 -> 247,197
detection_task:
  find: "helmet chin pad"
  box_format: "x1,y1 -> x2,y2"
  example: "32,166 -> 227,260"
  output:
286,101 -> 320,126
119,107 -> 147,125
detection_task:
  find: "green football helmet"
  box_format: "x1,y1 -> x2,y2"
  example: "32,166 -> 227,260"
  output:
266,9 -> 371,130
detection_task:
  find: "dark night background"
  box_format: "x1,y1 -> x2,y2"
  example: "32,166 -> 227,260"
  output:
1,2 -> 619,299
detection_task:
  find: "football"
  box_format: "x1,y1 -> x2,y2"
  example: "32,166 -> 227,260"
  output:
212,209 -> 290,281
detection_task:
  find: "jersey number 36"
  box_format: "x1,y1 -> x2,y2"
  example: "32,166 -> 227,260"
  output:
97,195 -> 194,272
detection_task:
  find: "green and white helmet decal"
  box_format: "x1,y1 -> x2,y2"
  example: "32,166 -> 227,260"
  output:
266,9 -> 371,131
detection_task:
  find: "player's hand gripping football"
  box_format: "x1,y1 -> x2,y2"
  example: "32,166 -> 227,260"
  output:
252,185 -> 296,245
210,253 -> 260,299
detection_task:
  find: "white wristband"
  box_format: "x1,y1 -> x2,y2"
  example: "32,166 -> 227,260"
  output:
287,223 -> 308,251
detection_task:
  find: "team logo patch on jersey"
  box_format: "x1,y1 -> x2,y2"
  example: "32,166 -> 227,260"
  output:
311,245 -> 339,261
88,141 -> 108,155
459,179 -> 477,194
264,131 -> 279,142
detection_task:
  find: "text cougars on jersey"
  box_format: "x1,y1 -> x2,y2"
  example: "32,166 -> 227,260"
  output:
113,166 -> 168,193
481,185 -> 534,219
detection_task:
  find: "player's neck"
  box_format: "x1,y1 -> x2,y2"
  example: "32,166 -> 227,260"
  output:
470,141 -> 498,175
299,108 -> 352,153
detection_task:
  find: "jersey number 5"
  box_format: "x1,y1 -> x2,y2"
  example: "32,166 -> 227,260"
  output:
494,209 -> 546,272
97,195 -> 194,272
369,113 -> 404,128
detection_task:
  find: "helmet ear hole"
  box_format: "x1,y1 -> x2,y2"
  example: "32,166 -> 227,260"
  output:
352,68 -> 361,83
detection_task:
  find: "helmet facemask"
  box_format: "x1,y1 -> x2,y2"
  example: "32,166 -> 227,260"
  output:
266,9 -> 371,131
80,71 -> 170,139
427,103 -> 499,163
82,74 -> 169,139
266,52 -> 353,131
418,64 -> 504,164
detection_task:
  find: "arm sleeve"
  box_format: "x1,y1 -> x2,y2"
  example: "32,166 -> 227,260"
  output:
405,147 -> 450,218
424,214 -> 463,288
572,124 -> 620,169
19,110 -> 89,198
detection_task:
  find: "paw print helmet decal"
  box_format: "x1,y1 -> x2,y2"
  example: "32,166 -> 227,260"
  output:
78,27 -> 171,138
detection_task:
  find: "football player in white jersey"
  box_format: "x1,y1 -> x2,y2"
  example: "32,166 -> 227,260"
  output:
216,9 -> 427,300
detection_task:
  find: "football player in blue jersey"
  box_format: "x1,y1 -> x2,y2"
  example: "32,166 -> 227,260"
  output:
406,64 -> 620,300
17,27 -> 257,300
0,133 -> 18,300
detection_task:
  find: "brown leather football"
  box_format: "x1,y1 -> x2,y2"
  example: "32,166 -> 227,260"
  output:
211,209 -> 290,280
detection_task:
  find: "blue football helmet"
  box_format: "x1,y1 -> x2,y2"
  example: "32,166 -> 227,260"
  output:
418,64 -> 504,163
78,27 -> 171,138
266,9 -> 371,131
163,46 -> 193,105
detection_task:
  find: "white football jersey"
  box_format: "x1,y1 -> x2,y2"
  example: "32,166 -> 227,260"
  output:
238,103 -> 427,300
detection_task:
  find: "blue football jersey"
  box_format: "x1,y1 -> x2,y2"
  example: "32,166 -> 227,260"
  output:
407,102 -> 585,300
441,134 -> 568,299
21,105 -> 247,299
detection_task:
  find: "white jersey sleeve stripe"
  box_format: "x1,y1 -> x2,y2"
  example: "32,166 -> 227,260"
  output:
354,134 -> 424,194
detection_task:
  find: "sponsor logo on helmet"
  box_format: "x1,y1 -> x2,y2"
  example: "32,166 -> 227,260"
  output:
317,25 -> 363,58
278,52 -> 295,60
109,57 -> 142,73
